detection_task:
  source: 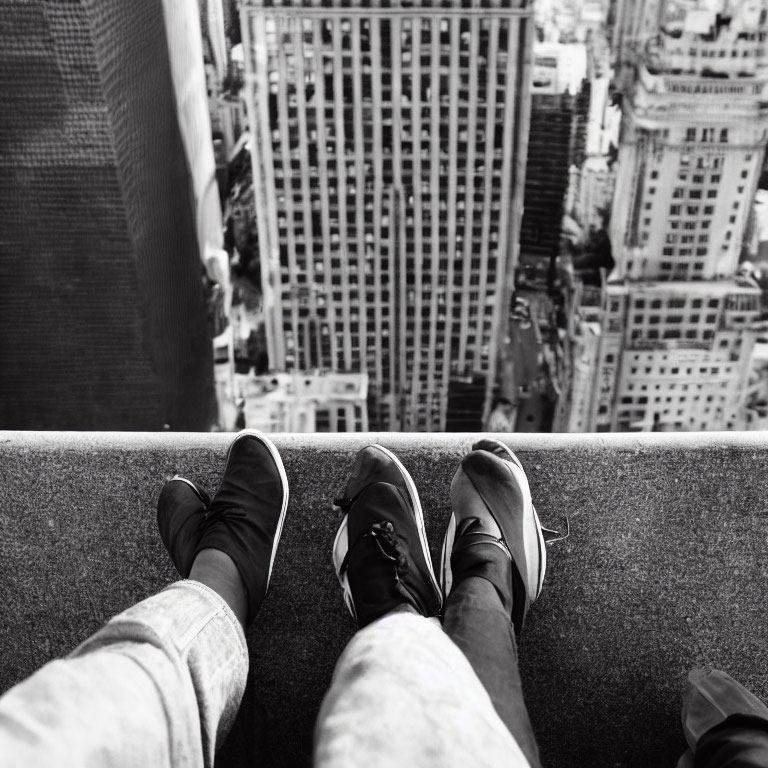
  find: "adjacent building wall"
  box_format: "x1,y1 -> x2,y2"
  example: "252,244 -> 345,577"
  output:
0,0 -> 219,430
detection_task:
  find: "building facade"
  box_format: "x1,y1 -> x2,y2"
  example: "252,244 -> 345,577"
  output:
0,0 -> 221,430
240,0 -> 533,430
584,0 -> 768,431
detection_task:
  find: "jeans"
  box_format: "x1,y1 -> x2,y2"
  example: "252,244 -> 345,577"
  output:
0,580 -> 530,768
443,576 -> 542,768
0,581 -> 247,768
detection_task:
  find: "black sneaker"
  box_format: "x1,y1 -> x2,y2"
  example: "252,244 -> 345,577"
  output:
333,445 -> 443,628
194,430 -> 289,624
441,439 -> 545,635
157,476 -> 211,577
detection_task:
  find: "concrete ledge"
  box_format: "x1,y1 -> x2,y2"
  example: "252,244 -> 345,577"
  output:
2,431 -> 768,767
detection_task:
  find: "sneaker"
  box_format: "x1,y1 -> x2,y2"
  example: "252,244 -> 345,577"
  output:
680,668 -> 768,758
157,476 -> 211,577
441,439 -> 546,634
333,445 -> 443,628
194,430 -> 289,624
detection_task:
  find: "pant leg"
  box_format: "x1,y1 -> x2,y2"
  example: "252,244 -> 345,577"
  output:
314,609 -> 531,768
442,576 -> 541,768
0,580 -> 248,768
694,716 -> 768,768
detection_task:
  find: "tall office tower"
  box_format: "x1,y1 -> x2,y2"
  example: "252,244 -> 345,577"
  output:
241,0 -> 533,431
587,0 -> 768,431
0,0 -> 222,430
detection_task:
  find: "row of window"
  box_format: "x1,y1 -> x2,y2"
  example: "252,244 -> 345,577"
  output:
630,312 -> 718,325
629,328 -> 714,341
632,297 -> 719,310
626,365 -> 732,378
684,127 -> 729,144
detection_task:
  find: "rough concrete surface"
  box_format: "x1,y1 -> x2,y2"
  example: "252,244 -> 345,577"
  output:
1,431 -> 768,767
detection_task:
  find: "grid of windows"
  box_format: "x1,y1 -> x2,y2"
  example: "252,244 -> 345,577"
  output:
615,350 -> 746,432
246,3 -> 529,430
659,153 -> 726,278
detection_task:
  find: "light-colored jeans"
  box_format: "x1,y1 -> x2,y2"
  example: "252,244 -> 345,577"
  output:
0,581 -> 529,768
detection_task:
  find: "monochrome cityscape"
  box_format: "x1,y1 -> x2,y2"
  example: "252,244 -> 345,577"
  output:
2,0 -> 768,433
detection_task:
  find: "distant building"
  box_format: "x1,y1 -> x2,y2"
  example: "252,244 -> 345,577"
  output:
593,280 -> 760,431
234,371 -> 369,432
570,0 -> 768,432
0,0 -> 221,429
240,0 -> 534,431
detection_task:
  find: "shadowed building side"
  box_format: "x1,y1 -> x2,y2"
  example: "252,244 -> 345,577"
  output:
0,0 -> 219,430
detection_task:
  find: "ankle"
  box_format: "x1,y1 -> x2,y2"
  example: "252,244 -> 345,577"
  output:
190,548 -> 249,627
450,543 -> 515,616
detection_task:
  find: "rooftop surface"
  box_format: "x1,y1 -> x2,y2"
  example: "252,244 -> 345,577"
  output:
2,430 -> 767,767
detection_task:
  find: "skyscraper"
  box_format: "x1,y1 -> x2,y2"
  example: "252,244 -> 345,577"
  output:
0,0 -> 222,430
587,0 -> 768,431
241,0 -> 533,430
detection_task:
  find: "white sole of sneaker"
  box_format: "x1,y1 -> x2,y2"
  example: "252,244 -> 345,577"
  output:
170,475 -> 207,504
441,441 -> 546,602
332,444 -> 443,620
228,429 -> 290,589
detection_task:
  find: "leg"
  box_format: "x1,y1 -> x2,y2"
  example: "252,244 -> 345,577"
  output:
440,439 -> 546,768
678,668 -> 768,768
0,577 -> 247,768
442,576 -> 540,765
317,445 -> 531,767
315,608 -> 529,768
0,430 -> 289,768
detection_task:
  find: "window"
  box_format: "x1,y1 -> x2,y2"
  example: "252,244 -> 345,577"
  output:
686,127 -> 696,142
720,128 -> 728,143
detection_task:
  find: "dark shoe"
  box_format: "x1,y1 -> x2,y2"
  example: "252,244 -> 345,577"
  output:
194,430 -> 289,624
157,476 -> 210,577
681,668 -> 768,756
333,445 -> 442,628
441,441 -> 545,635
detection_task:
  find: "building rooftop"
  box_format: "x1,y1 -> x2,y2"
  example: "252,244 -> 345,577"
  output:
3,430 -> 768,767
607,277 -> 761,295
242,0 -> 529,9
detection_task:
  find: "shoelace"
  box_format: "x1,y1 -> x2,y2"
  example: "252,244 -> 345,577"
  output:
340,520 -> 426,613
339,520 -> 409,577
